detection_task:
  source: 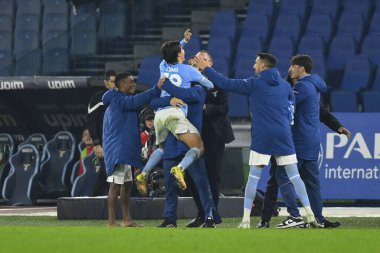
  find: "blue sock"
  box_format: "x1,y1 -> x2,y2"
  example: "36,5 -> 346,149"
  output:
142,148 -> 163,174
243,165 -> 263,210
284,163 -> 310,207
179,148 -> 200,171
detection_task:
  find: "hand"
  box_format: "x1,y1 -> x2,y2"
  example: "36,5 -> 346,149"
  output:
338,127 -> 351,139
95,144 -> 103,158
157,77 -> 166,89
184,29 -> 192,42
195,54 -> 211,71
170,97 -> 185,108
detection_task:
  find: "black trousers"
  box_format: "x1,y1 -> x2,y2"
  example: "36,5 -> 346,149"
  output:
93,158 -> 108,196
186,132 -> 226,218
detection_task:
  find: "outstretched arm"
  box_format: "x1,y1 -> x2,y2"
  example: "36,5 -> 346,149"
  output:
121,86 -> 160,111
320,102 -> 351,138
162,78 -> 201,103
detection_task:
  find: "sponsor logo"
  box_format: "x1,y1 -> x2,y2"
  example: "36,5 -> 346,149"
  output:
0,81 -> 24,90
48,80 -> 76,89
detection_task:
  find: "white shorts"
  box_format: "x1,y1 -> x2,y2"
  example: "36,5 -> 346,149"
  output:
154,107 -> 199,145
107,164 -> 133,185
249,150 -> 297,166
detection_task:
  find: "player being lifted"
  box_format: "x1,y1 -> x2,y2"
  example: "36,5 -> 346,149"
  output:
135,30 -> 213,194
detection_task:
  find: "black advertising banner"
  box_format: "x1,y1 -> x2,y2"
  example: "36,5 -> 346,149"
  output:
0,76 -> 90,90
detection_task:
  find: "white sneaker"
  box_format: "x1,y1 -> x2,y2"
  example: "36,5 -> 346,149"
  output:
237,220 -> 250,229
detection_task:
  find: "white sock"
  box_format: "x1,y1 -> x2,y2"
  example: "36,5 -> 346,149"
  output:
242,208 -> 251,222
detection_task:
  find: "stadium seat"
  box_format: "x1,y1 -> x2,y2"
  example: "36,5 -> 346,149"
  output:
137,55 -> 162,86
18,133 -> 47,162
273,14 -> 301,43
327,35 -> 356,71
39,131 -> 75,198
70,160 -> 80,185
311,56 -> 327,80
234,56 -> 254,79
0,49 -> 13,76
15,13 -> 40,33
361,35 -> 380,69
210,11 -> 237,42
241,12 -> 270,42
305,13 -> 333,43
0,31 -> 12,51
311,0 -> 339,21
71,151 -> 102,197
42,30 -> 69,53
343,0 -> 371,20
372,69 -> 380,92
340,55 -> 371,91
16,0 -> 42,15
71,15 -> 97,33
276,56 -> 291,78
14,31 -> 39,57
98,12 -> 127,41
0,15 -> 13,32
2,144 -> 40,205
330,91 -> 358,112
279,0 -> 308,21
0,0 -> 14,15
42,13 -> 68,36
361,91 -> 380,112
0,133 -> 14,197
228,93 -> 250,118
207,37 -> 232,62
184,35 -> 202,60
212,56 -> 230,77
297,35 -> 325,57
43,0 -> 68,15
246,0 -> 274,17
268,35 -> 295,60
43,48 -> 70,75
71,30 -> 97,56
14,49 -> 42,76
369,12 -> 380,35
234,35 -> 262,68
336,11 -> 365,43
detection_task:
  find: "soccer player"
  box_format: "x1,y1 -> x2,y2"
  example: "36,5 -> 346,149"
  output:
102,72 -> 160,227
195,53 -> 317,228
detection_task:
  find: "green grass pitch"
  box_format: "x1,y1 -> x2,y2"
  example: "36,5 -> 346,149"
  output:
0,216 -> 379,253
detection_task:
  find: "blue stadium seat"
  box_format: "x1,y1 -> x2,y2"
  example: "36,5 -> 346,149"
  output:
0,15 -> 13,32
279,0 -> 308,21
71,151 -> 102,197
210,11 -> 237,42
234,35 -> 262,67
14,49 -> 42,76
330,91 -> 358,112
0,49 -> 13,75
42,30 -> 69,53
234,56 -> 254,79
305,13 -> 333,43
15,13 -> 40,33
343,0 -> 371,20
242,12 -> 270,42
311,0 -> 339,21
42,48 -> 70,75
336,11 -> 365,43
71,31 -> 97,56
137,55 -> 162,86
340,55 -> 371,91
212,56 -> 230,77
0,0 -> 14,15
369,12 -> 380,34
0,31 -> 12,51
70,160 -> 80,185
16,0 -> 42,15
184,35 -> 201,60
361,91 -> 380,112
98,13 -> 127,41
268,35 -> 295,60
2,144 -> 40,205
43,0 -> 68,15
361,35 -> 380,69
297,35 -> 325,57
18,133 -> 47,162
273,14 -> 301,43
207,37 -> 232,62
276,56 -> 291,78
0,134 -> 14,196
228,93 -> 250,118
311,56 -> 327,80
14,31 -> 39,57
247,0 -> 274,17
327,35 -> 356,71
71,14 -> 97,33
39,131 -> 75,198
372,69 -> 380,92
42,13 -> 68,36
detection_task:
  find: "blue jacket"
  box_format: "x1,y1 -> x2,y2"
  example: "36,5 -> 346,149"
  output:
204,67 -> 295,155
151,79 -> 207,160
102,86 -> 160,176
292,74 -> 327,160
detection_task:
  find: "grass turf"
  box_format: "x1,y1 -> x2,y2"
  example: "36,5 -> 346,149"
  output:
0,216 -> 379,253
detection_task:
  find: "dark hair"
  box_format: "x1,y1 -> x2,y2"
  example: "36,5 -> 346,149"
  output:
105,70 -> 117,81
161,41 -> 181,64
199,50 -> 213,64
290,54 -> 313,73
115,72 -> 132,87
257,53 -> 277,68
